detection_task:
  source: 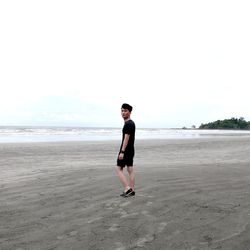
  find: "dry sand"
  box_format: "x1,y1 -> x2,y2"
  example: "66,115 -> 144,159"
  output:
1,137 -> 250,250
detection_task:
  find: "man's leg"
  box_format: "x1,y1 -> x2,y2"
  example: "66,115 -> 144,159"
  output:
127,166 -> 135,191
116,166 -> 130,191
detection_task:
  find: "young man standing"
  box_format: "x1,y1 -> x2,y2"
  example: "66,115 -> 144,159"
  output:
116,103 -> 136,197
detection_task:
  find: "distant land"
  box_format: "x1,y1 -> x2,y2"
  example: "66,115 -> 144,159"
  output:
199,117 -> 250,130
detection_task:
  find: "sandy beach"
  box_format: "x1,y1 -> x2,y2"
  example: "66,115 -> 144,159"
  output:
1,137 -> 250,250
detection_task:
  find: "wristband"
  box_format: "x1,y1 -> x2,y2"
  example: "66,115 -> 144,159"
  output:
121,150 -> 125,153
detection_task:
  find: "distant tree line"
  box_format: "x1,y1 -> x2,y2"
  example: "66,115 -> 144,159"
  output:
199,117 -> 250,130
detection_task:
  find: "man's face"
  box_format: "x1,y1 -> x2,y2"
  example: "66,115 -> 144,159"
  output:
121,108 -> 130,119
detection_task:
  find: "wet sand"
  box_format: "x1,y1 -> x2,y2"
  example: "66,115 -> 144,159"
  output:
1,137 -> 250,250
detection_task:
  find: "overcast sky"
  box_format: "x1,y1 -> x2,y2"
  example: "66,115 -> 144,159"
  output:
0,1 -> 249,128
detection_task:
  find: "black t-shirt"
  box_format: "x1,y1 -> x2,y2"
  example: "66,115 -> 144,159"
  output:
120,119 -> 136,155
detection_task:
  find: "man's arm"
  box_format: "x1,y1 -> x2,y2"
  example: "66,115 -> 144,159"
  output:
121,134 -> 130,152
119,134 -> 130,159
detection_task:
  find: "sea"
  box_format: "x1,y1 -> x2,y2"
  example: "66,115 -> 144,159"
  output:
1,126 -> 250,143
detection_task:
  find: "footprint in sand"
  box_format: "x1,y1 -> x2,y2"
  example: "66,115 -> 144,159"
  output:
115,207 -> 138,218
57,230 -> 78,240
69,231 -> 78,236
106,206 -> 114,210
114,242 -> 126,250
121,212 -> 139,218
146,201 -> 153,206
87,216 -> 103,224
157,222 -> 167,233
109,224 -> 119,232
135,234 -> 155,247
119,201 -> 131,207
115,208 -> 128,218
141,210 -> 153,218
104,200 -> 120,209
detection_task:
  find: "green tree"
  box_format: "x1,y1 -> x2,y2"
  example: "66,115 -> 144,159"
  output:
199,117 -> 250,130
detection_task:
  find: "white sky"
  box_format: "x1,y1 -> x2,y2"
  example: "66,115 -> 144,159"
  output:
0,1 -> 249,128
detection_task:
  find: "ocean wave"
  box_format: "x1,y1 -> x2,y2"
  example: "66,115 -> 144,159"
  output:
1,126 -> 250,143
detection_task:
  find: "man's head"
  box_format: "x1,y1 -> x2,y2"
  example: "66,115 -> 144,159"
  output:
121,103 -> 132,112
121,103 -> 133,120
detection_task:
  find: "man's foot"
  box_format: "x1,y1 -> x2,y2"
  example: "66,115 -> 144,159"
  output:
125,190 -> 135,197
121,188 -> 133,197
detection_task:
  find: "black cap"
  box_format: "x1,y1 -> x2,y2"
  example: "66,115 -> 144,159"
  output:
121,103 -> 133,112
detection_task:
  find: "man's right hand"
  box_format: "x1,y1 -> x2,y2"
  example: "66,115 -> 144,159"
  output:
119,153 -> 124,160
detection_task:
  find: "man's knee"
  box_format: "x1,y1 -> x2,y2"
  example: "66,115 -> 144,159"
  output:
127,167 -> 133,174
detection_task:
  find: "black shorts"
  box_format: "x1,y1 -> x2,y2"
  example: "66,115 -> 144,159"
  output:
117,154 -> 134,168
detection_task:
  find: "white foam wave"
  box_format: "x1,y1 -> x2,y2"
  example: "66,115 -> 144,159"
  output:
0,127 -> 250,143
